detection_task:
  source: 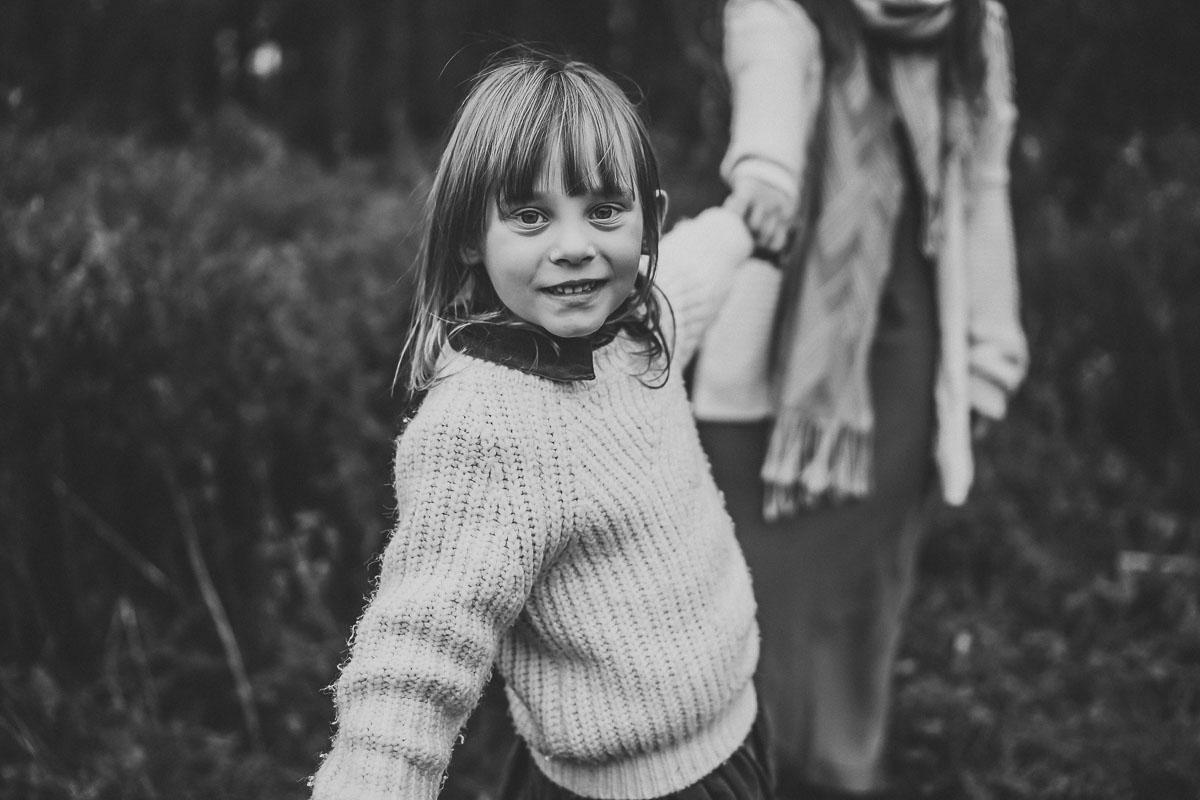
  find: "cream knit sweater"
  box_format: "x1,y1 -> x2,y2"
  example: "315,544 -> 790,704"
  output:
310,208 -> 759,800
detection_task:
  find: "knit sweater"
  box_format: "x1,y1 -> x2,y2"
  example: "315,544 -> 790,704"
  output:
310,208 -> 759,800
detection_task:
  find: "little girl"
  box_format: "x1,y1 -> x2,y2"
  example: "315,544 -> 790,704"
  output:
309,53 -> 770,800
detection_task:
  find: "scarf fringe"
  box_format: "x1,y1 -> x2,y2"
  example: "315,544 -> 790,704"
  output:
761,416 -> 874,521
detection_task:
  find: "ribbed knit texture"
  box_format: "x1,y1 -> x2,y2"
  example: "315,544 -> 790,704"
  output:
310,209 -> 758,800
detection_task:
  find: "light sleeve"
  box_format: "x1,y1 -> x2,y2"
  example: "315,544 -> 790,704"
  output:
719,0 -> 823,201
964,1 -> 1028,419
653,207 -> 755,369
310,399 -> 556,800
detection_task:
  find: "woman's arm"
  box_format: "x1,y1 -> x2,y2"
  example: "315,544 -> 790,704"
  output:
720,0 -> 823,250
964,1 -> 1028,420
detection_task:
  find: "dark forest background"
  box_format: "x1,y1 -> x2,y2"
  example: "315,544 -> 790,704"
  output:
2,1 -> 1199,798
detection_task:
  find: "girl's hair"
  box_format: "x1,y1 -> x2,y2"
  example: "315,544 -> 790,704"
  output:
398,51 -> 668,396
798,0 -> 988,110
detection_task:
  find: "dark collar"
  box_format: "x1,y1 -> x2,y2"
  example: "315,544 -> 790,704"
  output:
451,324 -> 596,383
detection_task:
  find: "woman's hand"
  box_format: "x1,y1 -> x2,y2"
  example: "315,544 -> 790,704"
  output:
971,410 -> 994,442
724,174 -> 797,255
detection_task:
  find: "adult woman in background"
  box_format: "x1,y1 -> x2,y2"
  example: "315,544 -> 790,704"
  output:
693,0 -> 1027,796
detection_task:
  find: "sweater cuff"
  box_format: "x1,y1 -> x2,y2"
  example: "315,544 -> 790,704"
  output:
309,746 -> 443,800
725,156 -> 800,203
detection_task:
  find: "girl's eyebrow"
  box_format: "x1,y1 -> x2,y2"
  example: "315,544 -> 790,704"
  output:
509,187 -> 636,205
594,188 -> 636,203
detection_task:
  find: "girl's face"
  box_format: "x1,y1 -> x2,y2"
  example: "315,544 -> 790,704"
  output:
469,157 -> 657,339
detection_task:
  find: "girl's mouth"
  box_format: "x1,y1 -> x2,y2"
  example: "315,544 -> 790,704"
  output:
880,1 -> 948,19
544,280 -> 605,297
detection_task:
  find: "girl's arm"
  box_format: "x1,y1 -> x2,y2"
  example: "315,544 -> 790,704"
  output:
653,207 -> 754,369
964,1 -> 1028,420
310,399 -> 555,800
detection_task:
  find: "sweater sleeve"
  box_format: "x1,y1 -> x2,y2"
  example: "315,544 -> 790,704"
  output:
653,207 -> 754,369
964,1 -> 1028,419
720,0 -> 823,200
310,396 -> 554,800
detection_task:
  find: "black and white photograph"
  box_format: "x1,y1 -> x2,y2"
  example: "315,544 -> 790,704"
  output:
2,2 -> 1198,799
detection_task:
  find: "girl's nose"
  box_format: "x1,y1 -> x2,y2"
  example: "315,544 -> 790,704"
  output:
549,223 -> 597,266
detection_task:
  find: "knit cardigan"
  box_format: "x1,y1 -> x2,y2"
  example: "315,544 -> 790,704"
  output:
310,208 -> 759,800
693,0 -> 1028,504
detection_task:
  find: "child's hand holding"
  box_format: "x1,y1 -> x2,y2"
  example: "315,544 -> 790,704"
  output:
723,174 -> 796,256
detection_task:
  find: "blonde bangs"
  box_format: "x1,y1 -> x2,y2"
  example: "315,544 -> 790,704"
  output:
484,70 -> 644,206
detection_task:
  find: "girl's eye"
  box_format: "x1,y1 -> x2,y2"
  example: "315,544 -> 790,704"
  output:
511,209 -> 546,227
592,204 -> 622,222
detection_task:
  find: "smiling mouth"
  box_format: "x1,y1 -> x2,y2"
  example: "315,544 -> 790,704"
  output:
544,280 -> 605,297
880,2 -> 945,18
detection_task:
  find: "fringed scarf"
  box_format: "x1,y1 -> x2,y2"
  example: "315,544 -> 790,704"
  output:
761,1 -> 967,519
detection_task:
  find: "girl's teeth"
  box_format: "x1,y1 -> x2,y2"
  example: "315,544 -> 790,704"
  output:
549,282 -> 597,296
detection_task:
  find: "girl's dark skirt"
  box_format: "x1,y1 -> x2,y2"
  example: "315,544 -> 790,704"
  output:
496,714 -> 774,800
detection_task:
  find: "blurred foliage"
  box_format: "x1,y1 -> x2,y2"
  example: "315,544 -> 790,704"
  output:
1012,127 -> 1200,516
1,1 -> 1199,798
1,110 -> 418,797
1004,1 -> 1200,213
0,0 -> 723,162
877,122 -> 1200,796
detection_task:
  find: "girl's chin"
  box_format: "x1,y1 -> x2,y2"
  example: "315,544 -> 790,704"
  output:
535,298 -> 624,339
540,319 -> 606,339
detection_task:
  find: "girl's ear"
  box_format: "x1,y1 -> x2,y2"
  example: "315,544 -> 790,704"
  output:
460,244 -> 483,265
643,190 -> 670,254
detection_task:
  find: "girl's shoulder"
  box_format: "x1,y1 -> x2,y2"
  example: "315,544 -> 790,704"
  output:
395,364 -> 572,510
402,353 -> 560,448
